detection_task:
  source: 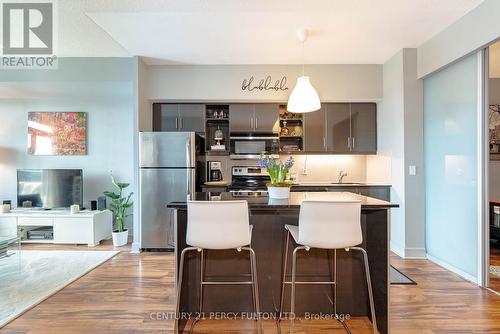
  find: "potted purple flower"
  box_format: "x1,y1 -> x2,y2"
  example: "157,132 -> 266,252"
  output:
259,155 -> 294,199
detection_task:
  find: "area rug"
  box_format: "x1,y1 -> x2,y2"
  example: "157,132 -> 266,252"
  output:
390,265 -> 417,285
0,250 -> 119,327
490,265 -> 500,277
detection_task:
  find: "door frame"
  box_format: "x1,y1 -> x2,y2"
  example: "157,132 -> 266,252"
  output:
479,48 -> 489,288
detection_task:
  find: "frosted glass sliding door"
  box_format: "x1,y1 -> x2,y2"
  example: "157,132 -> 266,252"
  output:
424,53 -> 479,280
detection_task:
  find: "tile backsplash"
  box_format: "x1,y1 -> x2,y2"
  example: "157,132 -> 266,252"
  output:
286,155 -> 367,183
207,155 -> 368,183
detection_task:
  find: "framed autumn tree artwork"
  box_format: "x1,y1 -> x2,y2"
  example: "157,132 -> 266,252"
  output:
27,112 -> 87,155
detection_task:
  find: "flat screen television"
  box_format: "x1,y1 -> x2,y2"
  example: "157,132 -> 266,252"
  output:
17,169 -> 83,209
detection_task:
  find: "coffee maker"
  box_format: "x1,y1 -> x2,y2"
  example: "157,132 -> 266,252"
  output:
208,161 -> 223,181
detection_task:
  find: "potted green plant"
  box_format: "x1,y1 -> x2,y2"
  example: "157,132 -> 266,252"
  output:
104,174 -> 133,247
259,155 -> 294,199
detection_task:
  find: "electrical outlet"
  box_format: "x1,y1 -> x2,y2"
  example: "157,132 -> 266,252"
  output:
409,165 -> 417,176
302,167 -> 308,175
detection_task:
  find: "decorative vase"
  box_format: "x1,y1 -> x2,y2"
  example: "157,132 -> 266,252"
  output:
112,229 -> 129,247
267,186 -> 290,199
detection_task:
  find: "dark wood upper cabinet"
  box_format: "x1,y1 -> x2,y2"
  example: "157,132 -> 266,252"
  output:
304,106 -> 326,152
350,103 -> 377,154
253,104 -> 279,133
303,102 -> 377,154
178,104 -> 205,132
229,104 -> 254,132
326,103 -> 351,153
151,102 -> 377,154
152,103 -> 204,133
156,103 -> 179,131
230,104 -> 279,133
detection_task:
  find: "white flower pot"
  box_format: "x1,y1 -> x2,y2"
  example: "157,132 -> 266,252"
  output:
267,186 -> 290,199
112,229 -> 129,247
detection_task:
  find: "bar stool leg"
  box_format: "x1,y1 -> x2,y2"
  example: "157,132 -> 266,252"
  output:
199,249 -> 205,315
327,249 -> 337,316
352,247 -> 377,334
290,246 -> 307,333
176,246 -> 197,333
334,249 -> 337,317
245,247 -> 262,333
249,247 -> 257,317
279,230 -> 290,321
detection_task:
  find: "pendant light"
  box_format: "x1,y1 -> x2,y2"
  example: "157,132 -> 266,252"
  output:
287,28 -> 321,113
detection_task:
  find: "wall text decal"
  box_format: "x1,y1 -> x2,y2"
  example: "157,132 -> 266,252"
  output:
241,75 -> 289,92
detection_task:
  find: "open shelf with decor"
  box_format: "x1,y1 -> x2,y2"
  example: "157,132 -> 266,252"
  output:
205,105 -> 230,155
278,104 -> 303,153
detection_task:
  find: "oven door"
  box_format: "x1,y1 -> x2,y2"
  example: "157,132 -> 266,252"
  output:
230,135 -> 279,159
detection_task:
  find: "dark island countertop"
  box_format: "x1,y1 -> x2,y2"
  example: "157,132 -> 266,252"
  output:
168,191 -> 398,210
202,182 -> 391,188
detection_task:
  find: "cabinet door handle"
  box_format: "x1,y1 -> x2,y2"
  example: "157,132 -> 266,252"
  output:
180,118 -> 183,129
347,137 -> 351,150
352,137 -> 355,150
255,117 -> 258,129
323,137 -> 326,149
250,117 -> 254,129
175,117 -> 178,129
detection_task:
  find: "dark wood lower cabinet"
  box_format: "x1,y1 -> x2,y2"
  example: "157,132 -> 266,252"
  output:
174,207 -> 389,334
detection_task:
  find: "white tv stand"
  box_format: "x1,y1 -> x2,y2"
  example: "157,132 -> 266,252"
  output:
0,209 -> 112,247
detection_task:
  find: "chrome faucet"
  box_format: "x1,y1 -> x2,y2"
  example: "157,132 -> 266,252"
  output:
338,171 -> 348,183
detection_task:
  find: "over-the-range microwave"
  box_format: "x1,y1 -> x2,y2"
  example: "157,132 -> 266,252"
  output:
229,133 -> 279,160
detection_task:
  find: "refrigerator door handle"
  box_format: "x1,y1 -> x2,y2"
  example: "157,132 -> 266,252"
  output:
187,168 -> 196,200
185,138 -> 191,168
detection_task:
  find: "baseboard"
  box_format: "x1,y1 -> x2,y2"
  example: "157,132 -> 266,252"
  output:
404,247 -> 427,259
426,254 -> 478,284
130,241 -> 141,254
390,241 -> 405,258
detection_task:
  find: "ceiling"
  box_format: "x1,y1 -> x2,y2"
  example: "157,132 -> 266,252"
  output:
58,0 -> 484,64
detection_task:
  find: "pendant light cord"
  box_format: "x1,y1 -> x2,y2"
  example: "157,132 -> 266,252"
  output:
301,38 -> 305,76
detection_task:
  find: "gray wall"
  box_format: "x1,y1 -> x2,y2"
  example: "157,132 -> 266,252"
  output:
0,58 -> 136,232
144,64 -> 382,102
418,0 -> 500,78
402,49 -> 425,258
375,49 -> 425,258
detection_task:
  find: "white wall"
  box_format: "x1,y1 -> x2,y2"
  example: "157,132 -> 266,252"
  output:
418,0 -> 500,78
0,58 -> 136,233
143,63 -> 382,105
371,49 -> 425,258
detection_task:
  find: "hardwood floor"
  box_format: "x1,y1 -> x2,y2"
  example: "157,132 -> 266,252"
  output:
391,254 -> 500,334
1,243 -> 500,333
2,241 -> 176,333
490,245 -> 500,293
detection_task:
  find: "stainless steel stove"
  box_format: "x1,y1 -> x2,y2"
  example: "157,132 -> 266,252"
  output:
230,166 -> 270,192
230,190 -> 268,198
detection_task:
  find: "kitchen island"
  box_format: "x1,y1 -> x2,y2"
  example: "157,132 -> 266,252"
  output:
168,192 -> 398,334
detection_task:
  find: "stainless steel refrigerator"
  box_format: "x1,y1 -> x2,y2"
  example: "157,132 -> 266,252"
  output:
139,132 -> 205,250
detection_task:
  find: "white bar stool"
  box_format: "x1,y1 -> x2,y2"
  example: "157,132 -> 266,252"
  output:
175,200 -> 261,333
278,200 -> 377,334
